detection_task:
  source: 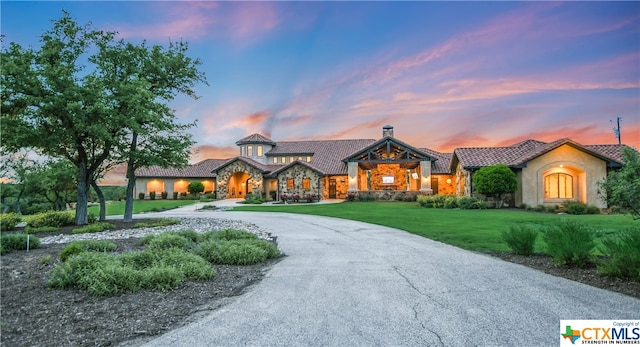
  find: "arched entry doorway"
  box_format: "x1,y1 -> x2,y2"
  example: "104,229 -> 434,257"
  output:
227,172 -> 252,198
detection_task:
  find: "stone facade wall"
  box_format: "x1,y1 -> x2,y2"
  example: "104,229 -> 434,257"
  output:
277,164 -> 322,198
368,164 -> 409,191
215,161 -> 264,199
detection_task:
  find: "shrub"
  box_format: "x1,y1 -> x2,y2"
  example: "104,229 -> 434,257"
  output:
541,221 -> 596,267
356,193 -> 375,202
60,240 -> 118,262
598,227 -> 640,281
25,226 -> 59,233
149,191 -> 156,200
71,222 -> 116,234
196,239 -> 268,265
417,195 -> 433,208
27,211 -> 75,228
586,205 -> 601,215
473,164 -> 517,209
156,248 -> 215,280
443,196 -> 458,209
138,192 -> 145,200
120,250 -> 160,270
346,191 -> 357,202
0,213 -> 22,231
47,252 -> 113,289
144,233 -> 193,251
80,263 -> 144,296
161,191 -> 168,199
502,225 -> 538,256
533,204 -> 546,213
210,229 -> 258,241
245,239 -> 281,259
134,218 -> 180,228
173,192 -> 179,200
0,233 -> 41,254
563,201 -> 586,215
141,266 -> 185,291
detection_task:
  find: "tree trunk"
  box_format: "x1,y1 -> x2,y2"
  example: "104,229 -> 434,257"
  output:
124,172 -> 136,222
75,165 -> 90,225
91,180 -> 107,221
123,132 -> 138,223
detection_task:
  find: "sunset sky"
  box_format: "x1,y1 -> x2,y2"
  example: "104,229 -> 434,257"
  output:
2,1 -> 639,184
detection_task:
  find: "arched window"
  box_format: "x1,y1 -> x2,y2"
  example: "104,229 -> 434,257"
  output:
544,173 -> 573,199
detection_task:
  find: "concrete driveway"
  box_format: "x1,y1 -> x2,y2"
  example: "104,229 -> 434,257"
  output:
139,209 -> 639,346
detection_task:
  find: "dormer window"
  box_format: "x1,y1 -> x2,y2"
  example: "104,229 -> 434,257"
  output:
306,156 -> 312,162
247,145 -> 253,157
257,145 -> 263,157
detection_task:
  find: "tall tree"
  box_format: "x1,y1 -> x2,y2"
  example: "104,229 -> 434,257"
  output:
2,12 -> 206,224
1,12 -> 119,225
93,39 -> 205,222
598,146 -> 640,220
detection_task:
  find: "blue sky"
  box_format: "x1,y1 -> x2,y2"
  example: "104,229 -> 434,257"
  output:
2,1 -> 639,169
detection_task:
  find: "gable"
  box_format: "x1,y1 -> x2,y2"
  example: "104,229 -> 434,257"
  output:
343,137 -> 436,170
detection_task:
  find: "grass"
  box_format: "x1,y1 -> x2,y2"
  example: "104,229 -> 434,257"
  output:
87,200 -> 197,216
232,202 -> 634,253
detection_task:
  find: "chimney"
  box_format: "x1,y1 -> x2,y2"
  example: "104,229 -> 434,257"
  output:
382,125 -> 394,138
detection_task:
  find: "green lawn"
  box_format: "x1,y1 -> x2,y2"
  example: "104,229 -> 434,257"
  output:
232,202 -> 634,253
87,200 -> 197,216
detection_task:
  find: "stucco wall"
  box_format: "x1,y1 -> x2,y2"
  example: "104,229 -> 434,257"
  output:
134,178 -> 215,199
521,144 -> 607,208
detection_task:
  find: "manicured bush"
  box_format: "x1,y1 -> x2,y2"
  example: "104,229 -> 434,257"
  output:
473,164 -> 517,209
138,192 -> 145,200
71,222 -> 116,234
443,196 -> 458,209
502,225 -> 538,256
173,192 -> 179,200
149,191 -> 156,200
541,221 -> 596,267
27,211 -> 75,228
0,213 -> 22,231
1,233 -> 41,254
60,240 -> 118,262
598,227 -> 640,281
161,191 -> 168,199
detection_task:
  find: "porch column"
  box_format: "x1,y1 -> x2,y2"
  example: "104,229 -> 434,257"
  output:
348,162 -> 358,192
419,160 -> 433,194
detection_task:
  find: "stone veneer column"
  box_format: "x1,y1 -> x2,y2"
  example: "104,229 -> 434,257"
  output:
419,160 -> 433,194
348,162 -> 358,192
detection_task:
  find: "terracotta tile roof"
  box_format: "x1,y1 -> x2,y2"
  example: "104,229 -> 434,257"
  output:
585,144 -> 629,165
215,156 -> 273,173
235,133 -> 276,146
419,148 -> 453,174
267,139 -> 376,175
269,160 -> 324,176
453,138 -> 626,170
136,159 -> 228,178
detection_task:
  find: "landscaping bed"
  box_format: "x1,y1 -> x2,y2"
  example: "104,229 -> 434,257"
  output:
1,220 -> 280,347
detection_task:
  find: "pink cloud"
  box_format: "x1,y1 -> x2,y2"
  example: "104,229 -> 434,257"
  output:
111,2 -> 281,43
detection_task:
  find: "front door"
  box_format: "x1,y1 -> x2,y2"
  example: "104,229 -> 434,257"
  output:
329,179 -> 337,199
431,177 -> 439,195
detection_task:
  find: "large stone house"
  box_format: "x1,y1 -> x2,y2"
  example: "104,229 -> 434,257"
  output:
135,125 -> 629,208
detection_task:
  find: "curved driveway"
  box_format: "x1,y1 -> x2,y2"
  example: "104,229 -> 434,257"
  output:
139,209 -> 639,346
